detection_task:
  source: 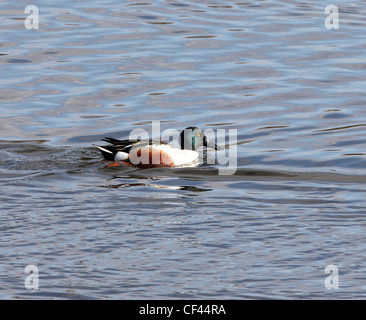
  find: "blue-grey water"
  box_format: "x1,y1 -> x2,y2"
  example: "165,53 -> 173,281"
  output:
1,0 -> 366,299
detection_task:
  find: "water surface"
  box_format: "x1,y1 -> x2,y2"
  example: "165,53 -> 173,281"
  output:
1,0 -> 366,299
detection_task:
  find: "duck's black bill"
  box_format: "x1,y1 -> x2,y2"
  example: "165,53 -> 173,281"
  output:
203,136 -> 223,150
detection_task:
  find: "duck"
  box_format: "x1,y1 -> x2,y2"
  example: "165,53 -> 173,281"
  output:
96,126 -> 221,168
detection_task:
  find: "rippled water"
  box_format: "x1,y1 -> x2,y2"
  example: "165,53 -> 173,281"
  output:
1,0 -> 366,299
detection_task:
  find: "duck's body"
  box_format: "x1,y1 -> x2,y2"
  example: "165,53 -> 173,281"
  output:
97,139 -> 200,168
96,127 -> 220,168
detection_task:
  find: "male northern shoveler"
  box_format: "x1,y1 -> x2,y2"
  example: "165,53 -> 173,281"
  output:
96,126 -> 221,168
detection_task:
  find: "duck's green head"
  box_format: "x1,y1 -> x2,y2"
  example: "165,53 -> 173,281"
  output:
179,127 -> 221,151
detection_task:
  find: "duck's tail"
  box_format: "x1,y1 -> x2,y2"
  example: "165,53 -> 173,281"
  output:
95,145 -> 117,161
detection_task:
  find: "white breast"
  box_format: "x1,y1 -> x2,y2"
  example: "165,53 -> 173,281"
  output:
150,144 -> 200,167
